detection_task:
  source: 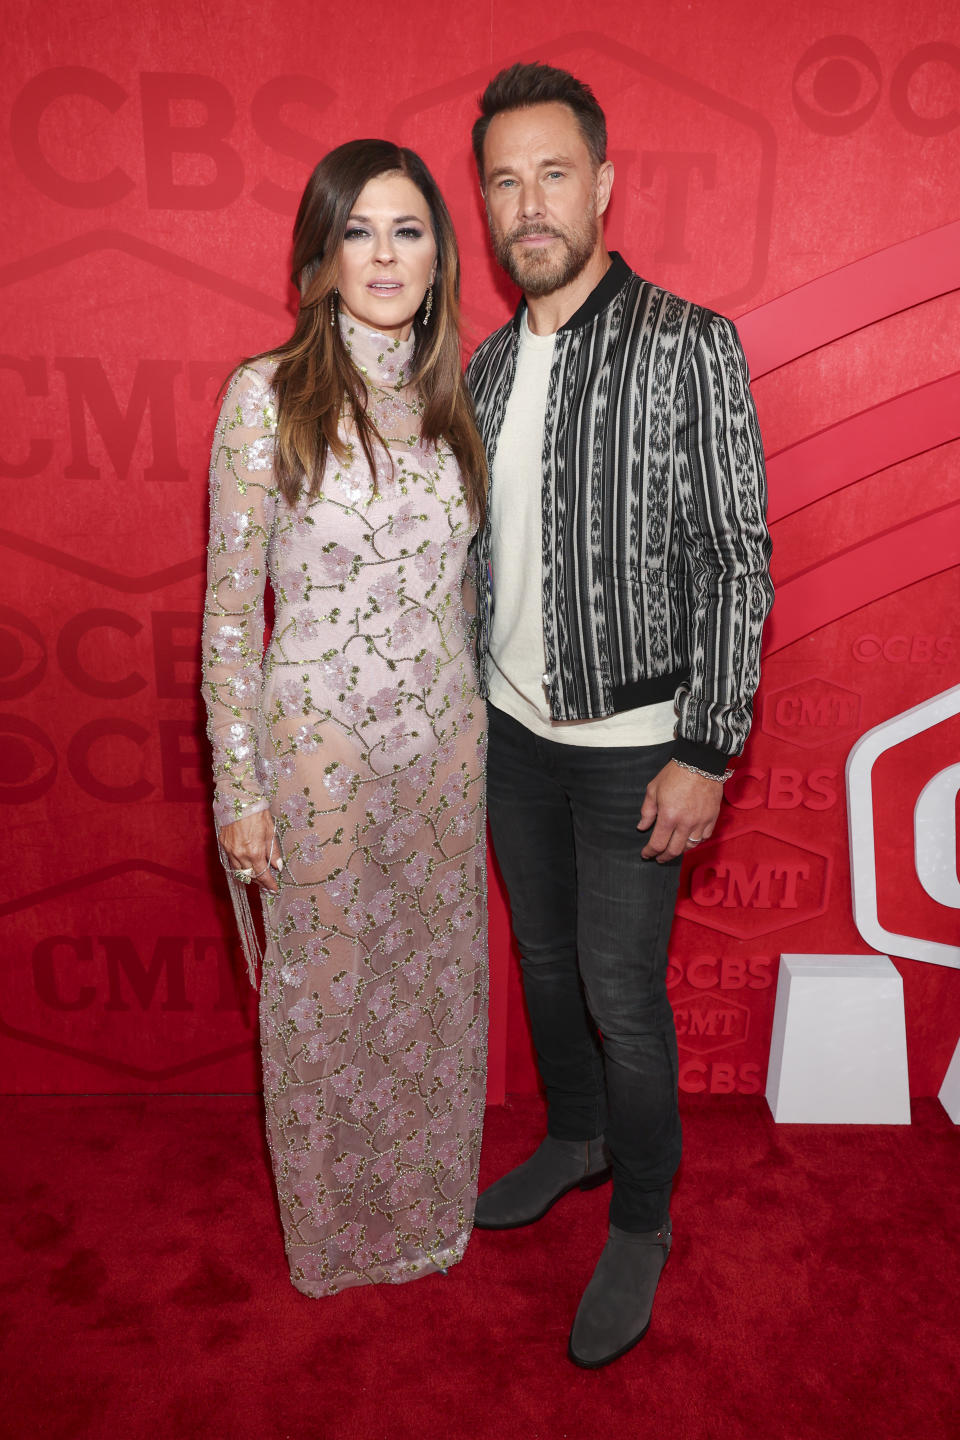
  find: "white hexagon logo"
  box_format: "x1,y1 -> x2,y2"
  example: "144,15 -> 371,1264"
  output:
846,683 -> 960,969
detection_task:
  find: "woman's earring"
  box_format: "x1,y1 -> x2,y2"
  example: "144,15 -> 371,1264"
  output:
330,291 -> 337,327
422,285 -> 433,325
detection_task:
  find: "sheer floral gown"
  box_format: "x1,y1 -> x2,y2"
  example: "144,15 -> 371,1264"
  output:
202,319 -> 487,1297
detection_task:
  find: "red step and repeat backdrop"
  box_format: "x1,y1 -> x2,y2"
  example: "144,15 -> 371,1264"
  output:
2,0 -> 958,1101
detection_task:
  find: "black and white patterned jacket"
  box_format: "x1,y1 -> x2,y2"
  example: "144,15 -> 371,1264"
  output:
466,253 -> 774,775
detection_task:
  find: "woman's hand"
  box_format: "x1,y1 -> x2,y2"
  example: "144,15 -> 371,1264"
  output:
218,810 -> 282,893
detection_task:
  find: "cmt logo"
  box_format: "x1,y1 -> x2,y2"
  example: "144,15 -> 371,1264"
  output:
762,676 -> 862,750
847,683 -> 960,970
0,354 -> 243,484
671,987 -> 749,1055
387,29 -> 776,329
4,356 -> 187,483
0,863 -> 258,1082
675,829 -> 831,938
32,935 -> 242,1014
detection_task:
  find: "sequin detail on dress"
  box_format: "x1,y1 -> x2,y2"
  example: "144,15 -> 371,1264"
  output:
202,320 -> 487,1296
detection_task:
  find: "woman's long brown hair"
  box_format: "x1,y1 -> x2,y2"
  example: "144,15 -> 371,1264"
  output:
251,139 -> 486,523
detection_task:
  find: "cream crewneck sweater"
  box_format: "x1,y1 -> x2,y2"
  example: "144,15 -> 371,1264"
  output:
487,311 -> 676,747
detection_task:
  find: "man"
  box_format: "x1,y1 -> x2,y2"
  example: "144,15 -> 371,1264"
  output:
466,63 -> 773,1369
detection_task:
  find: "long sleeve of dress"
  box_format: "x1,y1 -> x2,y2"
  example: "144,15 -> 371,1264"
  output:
202,361 -> 277,829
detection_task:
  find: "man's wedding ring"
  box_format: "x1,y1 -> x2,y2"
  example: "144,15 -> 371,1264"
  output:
233,867 -> 255,883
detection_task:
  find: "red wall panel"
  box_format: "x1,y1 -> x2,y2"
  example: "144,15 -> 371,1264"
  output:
2,0 -> 957,1098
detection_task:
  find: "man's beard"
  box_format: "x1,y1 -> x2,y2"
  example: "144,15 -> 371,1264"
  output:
490,196 -> 599,299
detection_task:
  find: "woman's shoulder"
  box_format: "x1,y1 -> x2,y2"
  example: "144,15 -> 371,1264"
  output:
219,356 -> 280,433
226,354 -> 280,395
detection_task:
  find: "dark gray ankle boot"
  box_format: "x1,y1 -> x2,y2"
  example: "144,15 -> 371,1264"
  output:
567,1218 -> 672,1368
473,1135 -> 610,1230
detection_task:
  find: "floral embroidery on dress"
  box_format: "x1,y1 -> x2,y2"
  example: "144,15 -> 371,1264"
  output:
202,319 -> 487,1297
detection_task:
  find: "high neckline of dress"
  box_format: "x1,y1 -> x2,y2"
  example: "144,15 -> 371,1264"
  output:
339,314 -> 416,391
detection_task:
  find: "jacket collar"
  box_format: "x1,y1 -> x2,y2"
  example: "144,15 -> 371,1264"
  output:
512,251 -> 633,335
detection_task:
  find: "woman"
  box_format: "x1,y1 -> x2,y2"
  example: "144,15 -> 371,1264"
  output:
202,140 -> 488,1298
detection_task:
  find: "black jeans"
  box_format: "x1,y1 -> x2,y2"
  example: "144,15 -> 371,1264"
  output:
487,704 -> 682,1231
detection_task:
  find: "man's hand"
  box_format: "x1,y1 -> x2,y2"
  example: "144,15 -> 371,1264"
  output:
218,810 -> 282,893
638,760 -> 723,862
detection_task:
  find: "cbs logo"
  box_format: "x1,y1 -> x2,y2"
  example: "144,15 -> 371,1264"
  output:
793,36 -> 959,136
10,67 -> 330,214
0,606 -> 203,805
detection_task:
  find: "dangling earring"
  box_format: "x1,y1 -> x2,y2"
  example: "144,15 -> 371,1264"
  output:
330,290 -> 338,327
422,285 -> 433,325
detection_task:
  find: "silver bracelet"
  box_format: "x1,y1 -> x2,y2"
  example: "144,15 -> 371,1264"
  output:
672,758 -> 735,784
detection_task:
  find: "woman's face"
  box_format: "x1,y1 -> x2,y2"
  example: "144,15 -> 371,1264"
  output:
336,172 -> 438,341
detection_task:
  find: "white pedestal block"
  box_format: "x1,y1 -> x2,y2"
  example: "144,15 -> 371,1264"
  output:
766,954 -> 911,1124
938,1036 -> 960,1124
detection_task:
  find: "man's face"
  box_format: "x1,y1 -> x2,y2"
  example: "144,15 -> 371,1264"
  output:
481,102 -> 612,298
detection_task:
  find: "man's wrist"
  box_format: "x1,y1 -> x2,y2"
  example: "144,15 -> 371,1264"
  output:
672,757 -> 734,784
671,736 -> 731,779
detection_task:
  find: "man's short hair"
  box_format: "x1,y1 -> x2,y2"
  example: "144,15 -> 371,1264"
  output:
471,62 -> 607,182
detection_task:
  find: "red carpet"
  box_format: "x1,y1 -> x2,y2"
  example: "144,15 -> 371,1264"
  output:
2,1093 -> 957,1440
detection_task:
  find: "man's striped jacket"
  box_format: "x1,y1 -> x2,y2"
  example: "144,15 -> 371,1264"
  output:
465,252 -> 774,775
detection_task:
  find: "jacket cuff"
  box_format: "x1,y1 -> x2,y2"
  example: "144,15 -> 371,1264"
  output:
671,736 -> 730,777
